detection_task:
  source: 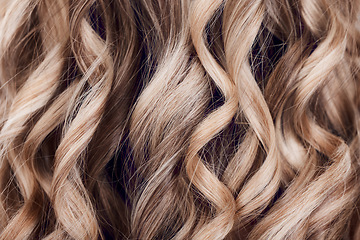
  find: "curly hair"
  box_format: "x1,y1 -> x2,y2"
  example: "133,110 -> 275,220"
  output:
0,0 -> 359,239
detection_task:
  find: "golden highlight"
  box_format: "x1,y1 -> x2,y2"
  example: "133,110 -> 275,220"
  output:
0,0 -> 360,239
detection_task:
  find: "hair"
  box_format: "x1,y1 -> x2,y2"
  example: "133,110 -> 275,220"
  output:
0,0 -> 359,239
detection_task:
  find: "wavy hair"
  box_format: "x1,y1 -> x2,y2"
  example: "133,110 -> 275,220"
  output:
0,0 -> 360,239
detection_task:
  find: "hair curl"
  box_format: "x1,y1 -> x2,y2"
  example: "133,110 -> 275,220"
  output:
0,0 -> 360,239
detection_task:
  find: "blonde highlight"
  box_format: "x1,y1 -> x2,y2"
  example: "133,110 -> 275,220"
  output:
0,0 -> 360,239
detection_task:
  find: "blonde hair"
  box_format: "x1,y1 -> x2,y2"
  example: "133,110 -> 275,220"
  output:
0,0 -> 360,239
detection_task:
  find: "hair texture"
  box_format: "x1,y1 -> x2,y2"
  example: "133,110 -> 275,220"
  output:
0,0 -> 360,239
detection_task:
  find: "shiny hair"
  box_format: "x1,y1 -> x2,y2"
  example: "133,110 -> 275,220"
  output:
0,0 -> 360,239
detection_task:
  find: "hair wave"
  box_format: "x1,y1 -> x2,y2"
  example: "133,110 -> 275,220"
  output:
0,0 -> 360,239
